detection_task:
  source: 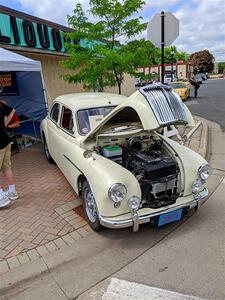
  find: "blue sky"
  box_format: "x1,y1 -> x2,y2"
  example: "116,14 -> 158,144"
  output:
1,0 -> 225,61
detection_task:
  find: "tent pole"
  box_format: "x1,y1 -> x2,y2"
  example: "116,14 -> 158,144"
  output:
40,70 -> 49,113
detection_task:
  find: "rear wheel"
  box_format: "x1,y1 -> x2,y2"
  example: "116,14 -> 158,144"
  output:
82,180 -> 102,231
43,138 -> 54,164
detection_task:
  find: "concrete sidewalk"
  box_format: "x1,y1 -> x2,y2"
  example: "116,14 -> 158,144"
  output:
0,117 -> 209,277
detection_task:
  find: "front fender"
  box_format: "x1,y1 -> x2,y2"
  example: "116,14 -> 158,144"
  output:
40,118 -> 48,143
161,136 -> 208,195
81,153 -> 141,217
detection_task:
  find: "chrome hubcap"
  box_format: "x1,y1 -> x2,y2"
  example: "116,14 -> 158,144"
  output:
84,187 -> 97,223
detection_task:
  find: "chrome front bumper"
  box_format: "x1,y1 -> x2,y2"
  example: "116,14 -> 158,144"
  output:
99,188 -> 209,232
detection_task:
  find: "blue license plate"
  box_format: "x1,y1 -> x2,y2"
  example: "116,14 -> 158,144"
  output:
158,208 -> 183,227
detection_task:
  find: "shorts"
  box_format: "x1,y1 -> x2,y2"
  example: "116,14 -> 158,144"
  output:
0,143 -> 11,171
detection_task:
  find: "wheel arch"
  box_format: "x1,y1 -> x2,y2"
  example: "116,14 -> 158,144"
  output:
77,174 -> 87,196
40,119 -> 49,144
41,131 -> 46,143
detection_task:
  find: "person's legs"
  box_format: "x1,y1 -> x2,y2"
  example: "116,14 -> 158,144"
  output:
196,87 -> 199,97
0,149 -> 5,195
194,88 -> 197,98
0,147 -> 11,207
0,186 -> 10,207
2,144 -> 18,200
4,168 -> 15,185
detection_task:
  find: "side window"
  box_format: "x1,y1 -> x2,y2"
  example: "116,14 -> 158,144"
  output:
50,103 -> 60,123
61,106 -> 74,134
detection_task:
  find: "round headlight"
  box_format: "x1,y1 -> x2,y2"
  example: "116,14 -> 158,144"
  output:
128,196 -> 141,211
198,164 -> 210,181
192,179 -> 202,194
108,183 -> 127,203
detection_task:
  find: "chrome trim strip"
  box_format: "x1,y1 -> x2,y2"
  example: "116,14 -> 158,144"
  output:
63,155 -> 83,174
99,188 -> 209,230
194,187 -> 209,209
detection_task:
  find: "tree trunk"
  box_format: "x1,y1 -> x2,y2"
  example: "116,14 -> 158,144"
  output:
113,66 -> 121,94
118,83 -> 121,94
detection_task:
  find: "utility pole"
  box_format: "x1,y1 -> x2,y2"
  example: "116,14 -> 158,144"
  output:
161,11 -> 165,84
171,48 -> 174,82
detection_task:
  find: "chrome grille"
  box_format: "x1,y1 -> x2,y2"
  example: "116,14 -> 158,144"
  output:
139,84 -> 188,126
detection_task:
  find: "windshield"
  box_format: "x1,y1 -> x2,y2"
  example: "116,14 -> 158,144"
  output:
77,106 -> 116,135
170,83 -> 186,89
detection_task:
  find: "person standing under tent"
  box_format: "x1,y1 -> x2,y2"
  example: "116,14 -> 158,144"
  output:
0,100 -> 20,153
0,101 -> 19,208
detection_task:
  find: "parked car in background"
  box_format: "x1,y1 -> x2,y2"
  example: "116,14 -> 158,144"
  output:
41,84 -> 210,232
135,77 -> 153,88
164,74 -> 178,84
199,73 -> 207,81
134,78 -> 142,87
195,74 -> 203,84
169,81 -> 190,101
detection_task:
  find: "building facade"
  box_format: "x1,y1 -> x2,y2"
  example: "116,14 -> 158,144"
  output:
138,61 -> 194,81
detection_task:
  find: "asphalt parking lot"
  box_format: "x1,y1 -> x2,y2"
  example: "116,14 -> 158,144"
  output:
186,78 -> 225,130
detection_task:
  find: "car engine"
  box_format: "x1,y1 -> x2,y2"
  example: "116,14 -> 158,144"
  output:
101,136 -> 180,209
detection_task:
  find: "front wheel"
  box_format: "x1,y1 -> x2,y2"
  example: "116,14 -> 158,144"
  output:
82,180 -> 102,231
43,139 -> 54,164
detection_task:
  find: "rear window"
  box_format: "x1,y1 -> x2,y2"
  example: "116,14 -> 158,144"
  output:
77,106 -> 115,135
170,83 -> 186,89
50,103 -> 60,123
61,106 -> 74,134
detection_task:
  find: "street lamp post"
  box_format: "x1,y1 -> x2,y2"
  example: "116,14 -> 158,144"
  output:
171,49 -> 174,82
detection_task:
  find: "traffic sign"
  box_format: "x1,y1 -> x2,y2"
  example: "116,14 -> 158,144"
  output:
147,12 -> 179,47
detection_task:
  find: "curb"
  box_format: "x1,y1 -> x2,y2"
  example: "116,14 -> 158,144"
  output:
0,231 -> 96,297
0,258 -> 49,297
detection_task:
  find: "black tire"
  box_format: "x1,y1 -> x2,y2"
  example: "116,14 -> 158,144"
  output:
43,138 -> 54,164
82,180 -> 102,231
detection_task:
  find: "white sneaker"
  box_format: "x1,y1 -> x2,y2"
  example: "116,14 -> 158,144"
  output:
0,195 -> 11,208
4,190 -> 19,200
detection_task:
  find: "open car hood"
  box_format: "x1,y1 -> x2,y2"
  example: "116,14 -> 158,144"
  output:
81,83 -> 195,144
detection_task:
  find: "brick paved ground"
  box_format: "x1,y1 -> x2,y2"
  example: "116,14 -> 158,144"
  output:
0,143 -> 88,262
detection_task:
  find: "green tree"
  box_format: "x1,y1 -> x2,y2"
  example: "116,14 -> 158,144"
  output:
61,0 -> 156,94
162,46 -> 189,64
189,50 -> 214,74
218,62 -> 225,73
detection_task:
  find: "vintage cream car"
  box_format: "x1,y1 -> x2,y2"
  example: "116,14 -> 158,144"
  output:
40,84 -> 210,232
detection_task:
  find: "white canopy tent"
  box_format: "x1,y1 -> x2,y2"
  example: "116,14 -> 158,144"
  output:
0,47 -> 48,137
0,47 -> 42,72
